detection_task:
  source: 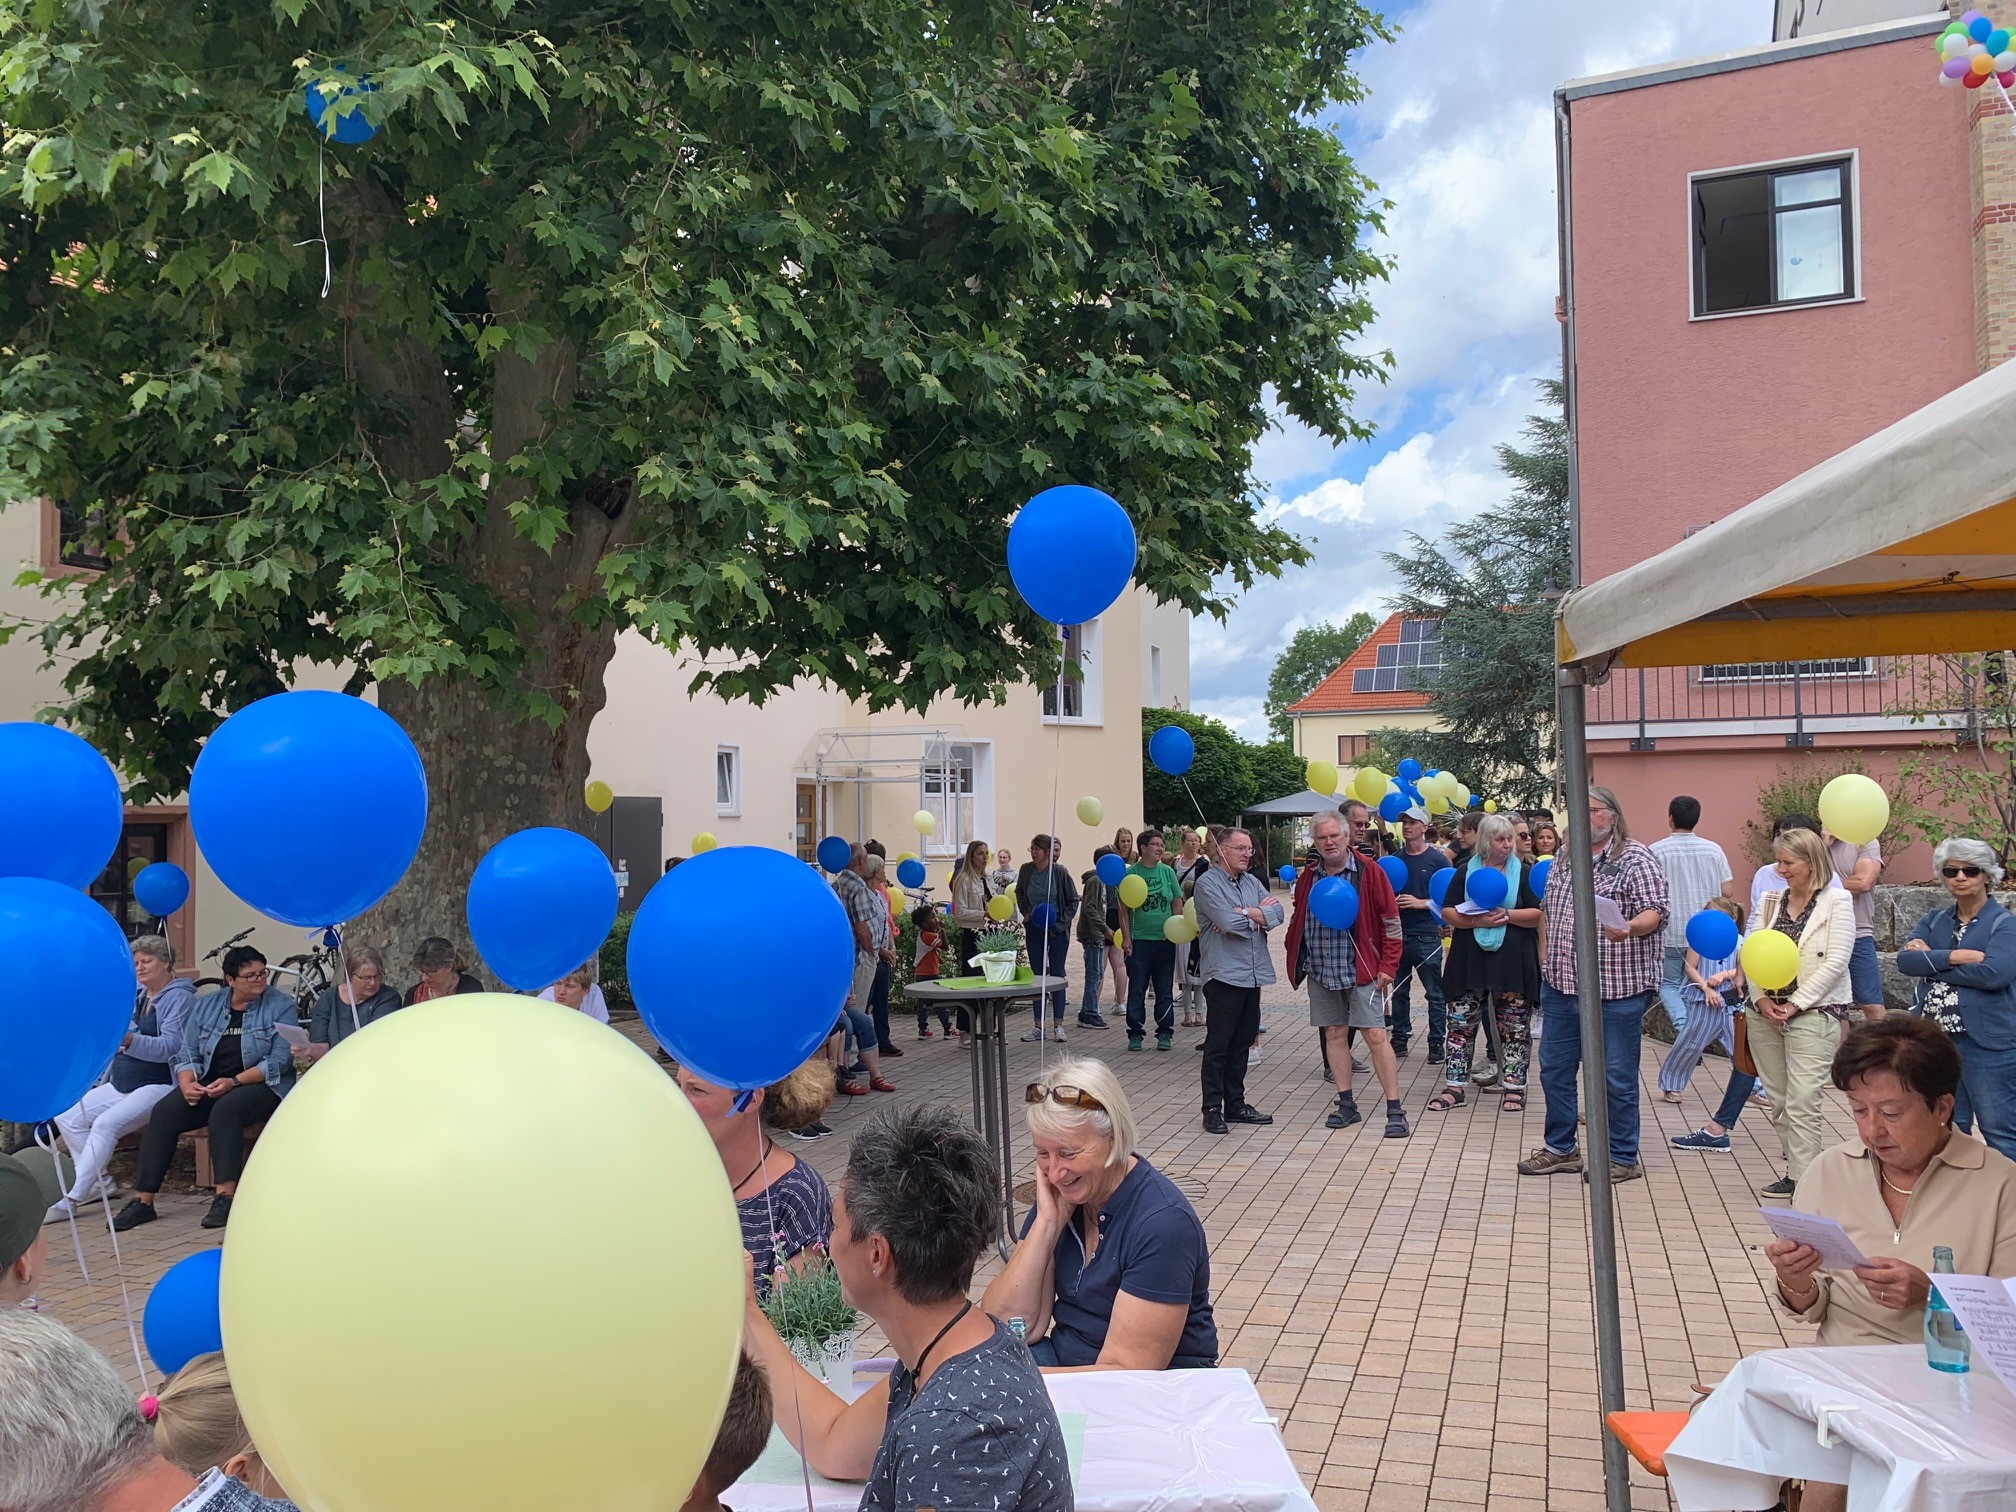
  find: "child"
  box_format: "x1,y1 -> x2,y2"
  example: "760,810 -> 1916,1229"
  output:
148,1352 -> 292,1503
911,904 -> 953,1041
683,1352 -> 773,1512
1658,895 -> 1746,1105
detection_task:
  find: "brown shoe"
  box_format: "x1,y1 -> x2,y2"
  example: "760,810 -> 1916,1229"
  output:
1517,1146 -> 1584,1177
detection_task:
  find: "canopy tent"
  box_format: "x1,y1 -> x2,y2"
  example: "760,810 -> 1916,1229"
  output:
1237,788 -> 1344,819
1552,350 -> 2016,1511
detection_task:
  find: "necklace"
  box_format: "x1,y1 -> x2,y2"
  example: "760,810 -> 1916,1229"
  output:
911,1300 -> 975,1385
1880,1167 -> 1919,1196
732,1137 -> 773,1196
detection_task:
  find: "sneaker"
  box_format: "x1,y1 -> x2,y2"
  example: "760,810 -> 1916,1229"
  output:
111,1199 -> 156,1232
14,1295 -> 36,1312
1077,1014 -> 1110,1030
846,1061 -> 869,1077
1385,1105 -> 1411,1139
882,1045 -> 905,1058
1391,1042 -> 1411,1060
1020,1030 -> 1046,1043
837,1079 -> 870,1097
789,1122 -> 833,1141
1584,1162 -> 1642,1184
918,1028 -> 935,1039
1761,1175 -> 1796,1198
1227,1104 -> 1273,1126
1325,1097 -> 1361,1130
1426,1044 -> 1446,1065
1517,1147 -> 1584,1177
1052,1028 -> 1068,1044
41,1199 -> 75,1227
1127,1035 -> 1144,1052
1156,1033 -> 1173,1051
1350,1054 -> 1370,1074
200,1194 -> 233,1230
1671,1128 -> 1732,1153
1202,1110 -> 1229,1135
1247,1047 -> 1263,1065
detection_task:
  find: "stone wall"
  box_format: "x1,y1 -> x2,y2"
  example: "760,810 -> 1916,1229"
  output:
1873,882 -> 2015,1010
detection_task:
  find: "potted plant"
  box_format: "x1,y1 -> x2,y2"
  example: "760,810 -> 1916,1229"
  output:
761,1253 -> 859,1397
972,926 -> 1022,984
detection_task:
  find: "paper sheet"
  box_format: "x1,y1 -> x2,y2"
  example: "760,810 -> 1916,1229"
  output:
1754,1208 -> 1871,1270
1926,1275 -> 2016,1399
1594,895 -> 1628,932
272,1024 -> 309,1050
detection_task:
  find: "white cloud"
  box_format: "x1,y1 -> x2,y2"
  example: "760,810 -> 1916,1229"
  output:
1193,695 -> 1269,742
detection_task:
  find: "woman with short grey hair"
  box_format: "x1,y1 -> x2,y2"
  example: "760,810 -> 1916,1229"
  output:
305,944 -> 403,1060
1899,837 -> 2016,1161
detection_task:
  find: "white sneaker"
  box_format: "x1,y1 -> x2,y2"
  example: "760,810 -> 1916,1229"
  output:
1052,1028 -> 1068,1044
42,1199 -> 75,1227
1249,1048 -> 1264,1064
1020,1030 -> 1045,1043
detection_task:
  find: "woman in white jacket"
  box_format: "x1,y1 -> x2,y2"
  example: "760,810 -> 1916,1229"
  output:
1748,826 -> 1856,1195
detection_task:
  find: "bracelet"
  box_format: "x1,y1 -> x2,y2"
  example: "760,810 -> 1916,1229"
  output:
1778,1277 -> 1819,1310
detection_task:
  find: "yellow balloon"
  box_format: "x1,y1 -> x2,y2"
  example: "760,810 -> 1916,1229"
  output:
1975,51 -> 1996,74
986,893 -> 1015,922
913,808 -> 937,835
1426,794 -> 1449,816
898,851 -> 919,865
1455,783 -> 1471,808
126,855 -> 149,881
1117,873 -> 1149,909
1483,800 -> 1497,814
1162,915 -> 1198,944
1817,773 -> 1889,846
221,997 -> 741,1512
691,831 -> 717,854
1184,898 -> 1199,928
1076,795 -> 1105,827
1304,760 -> 1339,797
1351,767 -> 1388,804
583,779 -> 615,814
1740,929 -> 1801,992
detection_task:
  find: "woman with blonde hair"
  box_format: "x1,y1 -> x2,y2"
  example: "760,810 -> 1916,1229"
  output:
1749,826 -> 1856,1197
676,1058 -> 834,1292
982,1057 -> 1218,1370
148,1352 -> 291,1502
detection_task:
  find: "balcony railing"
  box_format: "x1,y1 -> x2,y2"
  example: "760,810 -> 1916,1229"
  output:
1585,656 -> 1996,749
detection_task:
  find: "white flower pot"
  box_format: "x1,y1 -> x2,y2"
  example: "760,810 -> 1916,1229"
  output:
975,951 -> 1018,984
791,1329 -> 858,1400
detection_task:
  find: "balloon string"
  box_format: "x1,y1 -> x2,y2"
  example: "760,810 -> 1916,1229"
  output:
39,1126 -> 149,1389
1997,76 -> 2016,137
291,136 -> 332,299
1180,777 -> 1209,826
332,925 -> 358,1039
756,1137 -> 818,1512
1041,639 -> 1068,1076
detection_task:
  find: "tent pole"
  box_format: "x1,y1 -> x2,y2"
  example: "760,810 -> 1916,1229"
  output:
1558,669 -> 1631,1512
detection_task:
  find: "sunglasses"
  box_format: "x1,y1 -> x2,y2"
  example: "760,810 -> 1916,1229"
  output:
1943,865 -> 1984,879
1025,1083 -> 1106,1113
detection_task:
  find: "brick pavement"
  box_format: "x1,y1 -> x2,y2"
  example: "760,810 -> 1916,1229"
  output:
30,931 -> 1857,1511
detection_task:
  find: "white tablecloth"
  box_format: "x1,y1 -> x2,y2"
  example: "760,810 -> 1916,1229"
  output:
1666,1345 -> 2016,1511
730,1366 -> 1315,1512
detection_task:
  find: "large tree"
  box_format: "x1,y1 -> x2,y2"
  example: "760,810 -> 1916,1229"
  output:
1367,379 -> 1569,806
0,0 -> 1390,950
1262,611 -> 1375,742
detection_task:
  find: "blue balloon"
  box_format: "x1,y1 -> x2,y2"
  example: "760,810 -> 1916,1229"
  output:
1396,758 -> 1423,782
816,835 -> 852,874
190,692 -> 426,928
1378,792 -> 1407,822
1378,854 -> 1408,891
1006,485 -> 1138,626
143,1248 -> 223,1375
628,846 -> 854,1090
1466,866 -> 1508,911
1278,864 -> 1297,885
1686,908 -> 1740,962
1030,902 -> 1058,932
0,723 -> 122,889
1095,852 -> 1127,886
466,828 -> 620,991
1530,857 -> 1552,897
1972,14 -> 1994,41
0,877 -> 135,1121
132,863 -> 191,918
1428,866 -> 1455,906
1148,724 -> 1195,776
896,857 -> 926,889
1309,876 -> 1359,930
303,70 -> 378,144
1468,793 -> 1480,808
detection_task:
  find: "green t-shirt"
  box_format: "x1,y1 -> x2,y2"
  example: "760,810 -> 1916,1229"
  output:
1125,861 -> 1180,942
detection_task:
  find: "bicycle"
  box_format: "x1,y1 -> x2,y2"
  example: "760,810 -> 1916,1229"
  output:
192,927 -> 338,1021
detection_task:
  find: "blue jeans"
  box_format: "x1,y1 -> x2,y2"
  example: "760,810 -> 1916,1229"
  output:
1125,939 -> 1176,1037
1539,985 -> 1650,1167
1079,940 -> 1107,1016
1026,926 -> 1069,1025
1657,945 -> 1690,1037
1954,1032 -> 2016,1163
1389,932 -> 1445,1051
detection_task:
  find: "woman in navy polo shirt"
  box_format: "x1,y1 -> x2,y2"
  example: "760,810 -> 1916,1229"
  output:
982,1056 -> 1218,1369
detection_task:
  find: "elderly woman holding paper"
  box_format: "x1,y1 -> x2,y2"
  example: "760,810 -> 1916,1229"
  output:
1765,1017 -> 2016,1349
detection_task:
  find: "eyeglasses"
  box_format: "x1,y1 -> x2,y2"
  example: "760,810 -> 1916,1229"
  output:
1943,865 -> 1984,879
1025,1083 -> 1106,1113
232,968 -> 269,982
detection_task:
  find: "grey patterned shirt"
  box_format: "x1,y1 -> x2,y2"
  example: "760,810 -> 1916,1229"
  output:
861,1318 -> 1073,1512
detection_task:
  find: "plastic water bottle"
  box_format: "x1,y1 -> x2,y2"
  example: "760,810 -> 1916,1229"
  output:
1926,1246 -> 1971,1374
1007,1316 -> 1028,1347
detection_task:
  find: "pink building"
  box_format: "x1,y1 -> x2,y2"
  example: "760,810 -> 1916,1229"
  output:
1558,7 -> 2006,880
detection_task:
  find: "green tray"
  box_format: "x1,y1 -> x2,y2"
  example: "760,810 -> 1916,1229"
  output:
933,969 -> 1035,990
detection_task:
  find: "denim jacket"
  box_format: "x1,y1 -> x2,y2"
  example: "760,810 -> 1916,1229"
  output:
1897,897 -> 2016,1052
174,986 -> 299,1098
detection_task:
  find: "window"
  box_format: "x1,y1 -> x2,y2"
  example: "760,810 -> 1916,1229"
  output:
1041,620 -> 1103,724
921,741 -> 989,857
1150,644 -> 1163,706
1698,658 -> 1874,682
1693,157 -> 1853,316
1336,734 -> 1373,762
89,821 -> 170,936
715,746 -> 740,815
1351,618 -> 1442,695
39,498 -> 111,575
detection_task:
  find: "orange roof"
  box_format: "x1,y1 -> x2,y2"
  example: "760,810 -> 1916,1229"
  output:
1287,613 -> 1438,714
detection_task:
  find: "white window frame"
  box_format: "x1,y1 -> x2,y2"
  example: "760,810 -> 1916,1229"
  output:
919,740 -> 994,859
1697,658 -> 1876,684
1686,149 -> 1862,323
1040,618 -> 1104,726
715,745 -> 741,816
1150,643 -> 1163,706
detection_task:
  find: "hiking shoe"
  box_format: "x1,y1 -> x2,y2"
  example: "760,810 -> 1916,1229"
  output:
1761,1176 -> 1796,1198
1671,1128 -> 1731,1153
1326,1097 -> 1361,1130
1202,1110 -> 1229,1135
111,1200 -> 156,1232
1585,1163 -> 1642,1185
1156,1033 -> 1173,1051
1385,1106 -> 1411,1139
1127,1035 -> 1144,1052
200,1194 -> 233,1230
1517,1147 -> 1584,1177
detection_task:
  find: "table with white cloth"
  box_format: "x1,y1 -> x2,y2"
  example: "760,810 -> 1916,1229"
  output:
729,1365 -> 1315,1512
1666,1345 -> 2016,1511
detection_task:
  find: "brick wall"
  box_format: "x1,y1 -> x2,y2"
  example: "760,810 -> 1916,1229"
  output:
1961,0 -> 2016,368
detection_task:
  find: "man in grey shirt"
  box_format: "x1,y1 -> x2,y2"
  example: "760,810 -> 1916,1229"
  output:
1193,828 -> 1284,1135
1648,795 -> 1733,1037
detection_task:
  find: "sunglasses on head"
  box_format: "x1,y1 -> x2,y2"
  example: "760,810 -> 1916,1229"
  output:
1025,1083 -> 1105,1112
1943,865 -> 1984,879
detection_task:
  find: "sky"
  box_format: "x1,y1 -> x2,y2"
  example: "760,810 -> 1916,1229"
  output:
1190,0 -> 1766,740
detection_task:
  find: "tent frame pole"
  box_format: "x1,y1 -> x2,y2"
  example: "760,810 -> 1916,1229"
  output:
1558,668 -> 1631,1512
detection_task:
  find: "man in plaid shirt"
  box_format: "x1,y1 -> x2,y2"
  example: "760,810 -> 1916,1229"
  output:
1519,785 -> 1668,1184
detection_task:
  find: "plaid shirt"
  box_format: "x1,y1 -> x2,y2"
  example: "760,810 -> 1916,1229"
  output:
171,1470 -> 294,1512
834,869 -> 891,959
1300,852 -> 1360,993
1540,840 -> 1669,999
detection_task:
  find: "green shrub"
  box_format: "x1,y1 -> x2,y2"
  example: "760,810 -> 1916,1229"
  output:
1741,756 -> 1871,867
598,911 -> 634,1015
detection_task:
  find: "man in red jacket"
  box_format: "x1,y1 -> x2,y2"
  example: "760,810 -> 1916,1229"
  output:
1287,811 -> 1406,1136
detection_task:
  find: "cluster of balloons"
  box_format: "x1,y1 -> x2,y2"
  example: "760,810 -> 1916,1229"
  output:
1937,11 -> 2016,89
1329,754 -> 1478,822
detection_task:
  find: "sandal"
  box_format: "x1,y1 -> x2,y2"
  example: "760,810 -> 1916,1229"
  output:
1426,1088 -> 1466,1112
1502,1089 -> 1526,1113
